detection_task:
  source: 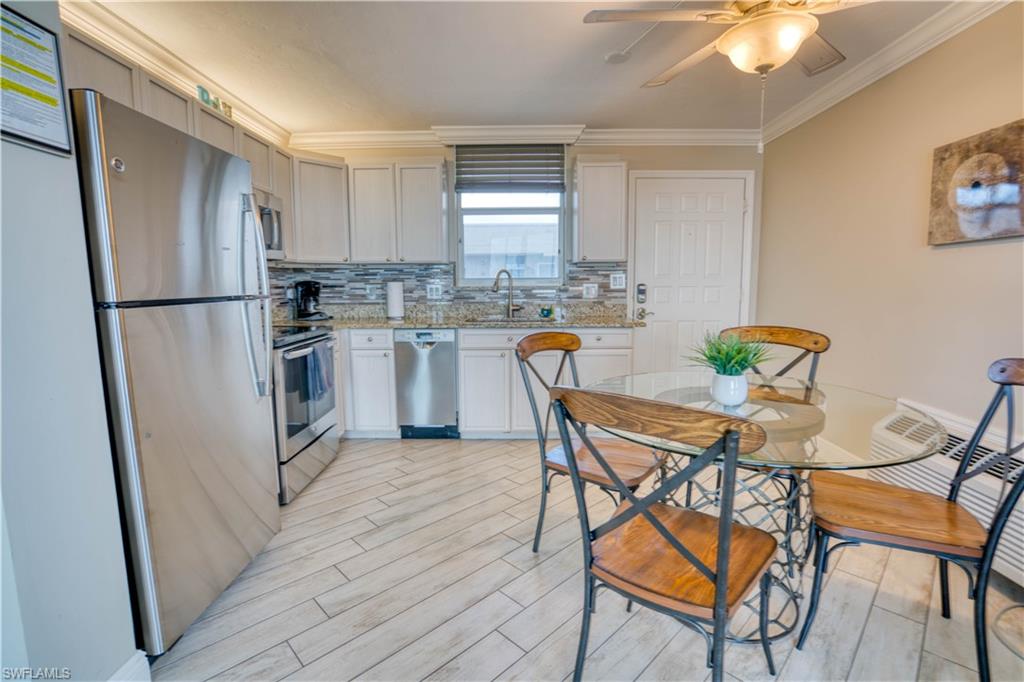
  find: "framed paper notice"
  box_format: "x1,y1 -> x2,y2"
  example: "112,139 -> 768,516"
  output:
1,5 -> 70,154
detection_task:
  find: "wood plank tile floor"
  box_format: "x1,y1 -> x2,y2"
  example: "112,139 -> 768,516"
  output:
153,439 -> 1024,681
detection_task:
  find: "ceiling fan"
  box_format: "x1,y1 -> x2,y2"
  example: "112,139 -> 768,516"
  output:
585,1 -> 875,87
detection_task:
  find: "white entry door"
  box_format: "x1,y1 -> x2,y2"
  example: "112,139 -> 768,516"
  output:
632,176 -> 749,377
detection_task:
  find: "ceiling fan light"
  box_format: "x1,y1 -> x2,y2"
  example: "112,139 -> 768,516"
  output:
716,12 -> 819,74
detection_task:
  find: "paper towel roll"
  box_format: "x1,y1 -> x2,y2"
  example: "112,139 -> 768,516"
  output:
386,281 -> 405,320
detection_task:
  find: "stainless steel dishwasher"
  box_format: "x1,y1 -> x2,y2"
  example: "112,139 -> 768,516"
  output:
394,329 -> 459,438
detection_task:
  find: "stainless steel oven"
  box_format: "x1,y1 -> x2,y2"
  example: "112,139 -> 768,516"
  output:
256,190 -> 284,260
273,328 -> 338,503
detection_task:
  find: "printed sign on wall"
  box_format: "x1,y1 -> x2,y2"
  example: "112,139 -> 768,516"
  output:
1,5 -> 70,154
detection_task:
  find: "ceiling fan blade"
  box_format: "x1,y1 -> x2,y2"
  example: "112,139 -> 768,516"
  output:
795,31 -> 846,76
643,41 -> 719,88
584,9 -> 728,24
800,0 -> 881,16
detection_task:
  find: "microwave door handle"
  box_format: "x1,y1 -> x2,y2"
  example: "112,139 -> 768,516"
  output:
271,207 -> 283,250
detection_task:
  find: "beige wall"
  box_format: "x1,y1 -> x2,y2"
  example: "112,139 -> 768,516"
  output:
758,4 -> 1023,427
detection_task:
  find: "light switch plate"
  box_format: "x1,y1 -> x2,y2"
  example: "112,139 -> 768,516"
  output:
582,283 -> 599,299
609,273 -> 626,290
426,283 -> 443,300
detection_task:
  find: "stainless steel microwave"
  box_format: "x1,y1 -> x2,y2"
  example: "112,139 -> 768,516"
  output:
256,190 -> 284,260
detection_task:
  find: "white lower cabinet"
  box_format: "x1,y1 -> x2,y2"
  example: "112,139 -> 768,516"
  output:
458,329 -> 632,438
347,330 -> 397,433
333,331 -> 347,437
458,349 -> 511,433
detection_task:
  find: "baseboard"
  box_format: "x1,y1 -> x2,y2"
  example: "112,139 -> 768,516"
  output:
460,431 -> 534,440
341,430 -> 401,439
109,650 -> 150,682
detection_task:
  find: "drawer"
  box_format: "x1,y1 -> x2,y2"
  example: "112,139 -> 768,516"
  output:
349,329 -> 393,349
457,328 -> 632,350
575,329 -> 632,349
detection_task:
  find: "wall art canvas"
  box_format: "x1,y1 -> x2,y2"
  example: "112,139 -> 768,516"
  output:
928,119 -> 1023,245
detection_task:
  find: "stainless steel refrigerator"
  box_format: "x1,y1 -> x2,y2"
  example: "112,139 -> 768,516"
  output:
71,89 -> 280,655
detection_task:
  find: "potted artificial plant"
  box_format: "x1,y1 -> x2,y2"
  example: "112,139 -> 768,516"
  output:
690,332 -> 770,407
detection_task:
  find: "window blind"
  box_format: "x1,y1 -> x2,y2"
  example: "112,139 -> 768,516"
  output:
455,144 -> 565,192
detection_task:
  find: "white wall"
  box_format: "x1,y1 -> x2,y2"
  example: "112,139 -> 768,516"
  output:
757,4 -> 1024,429
1,2 -> 139,678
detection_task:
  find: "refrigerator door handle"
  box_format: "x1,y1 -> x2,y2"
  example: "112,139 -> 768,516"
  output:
243,193 -> 273,397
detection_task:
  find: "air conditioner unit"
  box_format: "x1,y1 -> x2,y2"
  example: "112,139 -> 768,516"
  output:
869,411 -> 1023,587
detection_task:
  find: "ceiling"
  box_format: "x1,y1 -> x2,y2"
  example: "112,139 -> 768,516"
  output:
100,1 -> 953,134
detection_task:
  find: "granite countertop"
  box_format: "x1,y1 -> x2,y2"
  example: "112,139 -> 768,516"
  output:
274,302 -> 639,330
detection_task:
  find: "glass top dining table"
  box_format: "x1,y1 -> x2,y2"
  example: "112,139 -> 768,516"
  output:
586,372 -> 949,470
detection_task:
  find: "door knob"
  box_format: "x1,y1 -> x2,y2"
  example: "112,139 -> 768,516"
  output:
636,307 -> 655,320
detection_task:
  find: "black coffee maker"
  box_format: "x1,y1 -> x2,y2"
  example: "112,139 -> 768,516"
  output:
294,280 -> 331,320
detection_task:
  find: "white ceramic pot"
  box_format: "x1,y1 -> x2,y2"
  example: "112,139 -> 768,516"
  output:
711,373 -> 748,407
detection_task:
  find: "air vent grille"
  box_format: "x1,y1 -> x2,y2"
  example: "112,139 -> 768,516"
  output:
939,432 -> 1021,481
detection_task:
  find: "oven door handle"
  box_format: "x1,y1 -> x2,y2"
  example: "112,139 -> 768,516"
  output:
283,347 -> 314,360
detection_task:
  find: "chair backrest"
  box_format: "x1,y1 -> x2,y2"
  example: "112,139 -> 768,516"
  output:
948,358 -> 1024,571
515,332 -> 582,457
550,386 -> 766,620
719,325 -> 831,385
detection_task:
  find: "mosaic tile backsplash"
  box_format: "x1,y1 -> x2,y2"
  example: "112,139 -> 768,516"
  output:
269,261 -> 628,312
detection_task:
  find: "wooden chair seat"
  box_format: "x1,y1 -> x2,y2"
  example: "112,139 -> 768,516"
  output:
590,501 -> 777,619
545,437 -> 666,489
811,471 -> 988,558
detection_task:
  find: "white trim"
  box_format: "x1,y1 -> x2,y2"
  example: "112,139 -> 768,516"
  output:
626,170 -> 757,326
58,0 -> 290,145
897,397 -> 1017,451
290,130 -> 442,151
108,650 -> 150,682
432,125 -> 585,145
764,0 -> 1009,142
577,129 -> 760,147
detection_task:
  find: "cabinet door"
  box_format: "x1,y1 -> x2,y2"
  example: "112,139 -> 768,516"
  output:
574,162 -> 627,262
192,105 -> 236,154
272,149 -> 295,257
511,352 -> 560,435
396,162 -> 446,263
349,349 -> 396,431
63,31 -> 139,108
332,332 -> 346,437
240,132 -> 273,191
293,158 -> 350,263
573,349 -> 632,386
349,164 -> 397,263
459,350 -> 510,433
140,74 -> 192,134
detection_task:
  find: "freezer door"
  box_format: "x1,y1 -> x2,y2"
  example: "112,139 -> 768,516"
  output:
98,300 -> 279,654
72,89 -> 260,303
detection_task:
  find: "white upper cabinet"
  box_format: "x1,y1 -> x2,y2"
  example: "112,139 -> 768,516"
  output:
293,157 -> 350,263
62,31 -> 139,109
192,106 -> 237,154
272,148 -> 295,256
396,161 -> 447,263
240,131 -> 273,192
348,163 -> 397,263
139,74 -> 192,134
573,161 -> 627,262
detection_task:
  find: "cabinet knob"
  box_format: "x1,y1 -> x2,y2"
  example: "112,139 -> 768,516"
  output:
506,336 -> 513,343
400,257 -> 405,262
343,257 -> 349,262
596,336 -> 603,342
383,351 -> 389,357
386,257 -> 392,262
500,352 -> 506,358
582,256 -> 588,261
367,336 -> 374,342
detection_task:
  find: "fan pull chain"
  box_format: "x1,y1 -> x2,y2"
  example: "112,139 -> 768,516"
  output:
758,72 -> 767,154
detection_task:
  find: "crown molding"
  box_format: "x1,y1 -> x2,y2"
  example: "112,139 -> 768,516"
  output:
764,0 -> 1010,143
432,125 -> 586,145
576,128 -> 760,146
289,130 -> 442,151
58,0 -> 290,146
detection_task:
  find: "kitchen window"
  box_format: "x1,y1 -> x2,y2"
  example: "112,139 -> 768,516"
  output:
455,145 -> 566,285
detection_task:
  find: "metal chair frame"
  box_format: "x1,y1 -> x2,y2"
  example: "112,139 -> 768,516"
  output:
796,364 -> 1024,682
517,335 -> 662,553
551,393 -> 776,682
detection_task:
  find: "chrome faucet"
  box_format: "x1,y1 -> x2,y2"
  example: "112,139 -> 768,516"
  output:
491,269 -> 522,319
